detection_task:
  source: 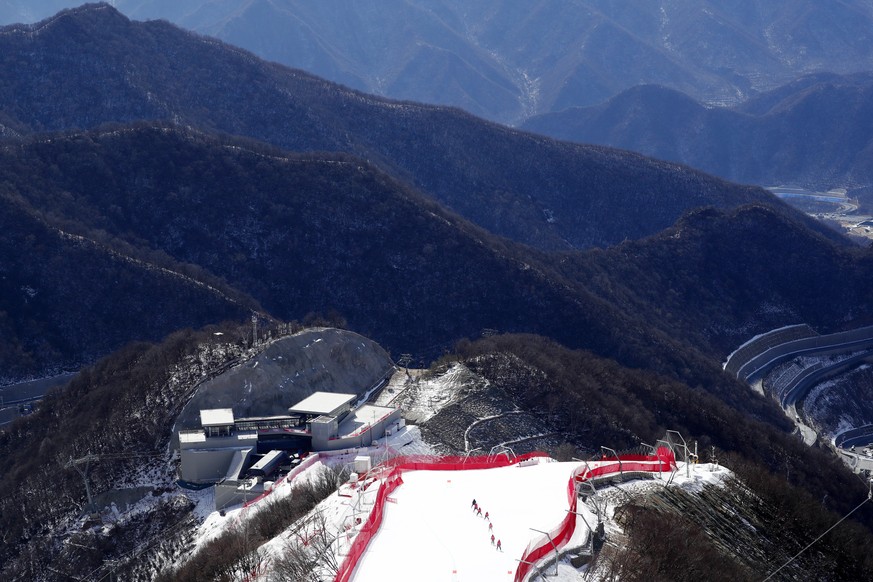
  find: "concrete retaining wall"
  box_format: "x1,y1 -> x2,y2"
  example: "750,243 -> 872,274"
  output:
734,325 -> 873,382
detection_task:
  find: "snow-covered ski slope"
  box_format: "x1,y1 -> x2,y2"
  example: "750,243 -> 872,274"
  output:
353,459 -> 577,581
180,425 -> 679,581
345,449 -> 675,582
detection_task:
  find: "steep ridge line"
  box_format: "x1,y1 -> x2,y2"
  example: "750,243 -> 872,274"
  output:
0,3 -> 117,37
51,225 -> 252,311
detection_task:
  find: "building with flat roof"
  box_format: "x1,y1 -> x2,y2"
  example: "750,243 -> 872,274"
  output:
200,408 -> 234,437
289,392 -> 356,418
178,391 -> 401,488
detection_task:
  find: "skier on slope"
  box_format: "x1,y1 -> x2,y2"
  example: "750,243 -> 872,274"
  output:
491,533 -> 495,545
471,498 -> 477,508
477,507 -> 483,517
488,522 -> 493,532
484,511 -> 490,521
497,539 -> 502,551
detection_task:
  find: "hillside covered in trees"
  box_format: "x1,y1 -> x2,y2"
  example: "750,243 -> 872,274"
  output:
2,5 -> 873,580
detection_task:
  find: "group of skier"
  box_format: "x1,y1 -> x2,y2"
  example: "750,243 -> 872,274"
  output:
471,498 -> 502,551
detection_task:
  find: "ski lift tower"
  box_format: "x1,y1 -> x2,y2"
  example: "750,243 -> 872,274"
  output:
251,314 -> 258,346
65,454 -> 100,512
666,430 -> 691,478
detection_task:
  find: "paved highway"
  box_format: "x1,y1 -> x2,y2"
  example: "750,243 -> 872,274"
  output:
0,373 -> 73,428
833,425 -> 873,474
730,324 -> 873,472
739,333 -> 873,382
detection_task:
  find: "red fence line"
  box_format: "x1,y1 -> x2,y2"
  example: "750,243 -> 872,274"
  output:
334,467 -> 404,582
332,452 -> 549,582
383,451 -> 549,472
513,447 -> 676,582
333,449 -> 676,582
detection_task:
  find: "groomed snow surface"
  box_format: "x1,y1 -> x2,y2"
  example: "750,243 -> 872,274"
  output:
348,460 -> 728,582
353,459 -> 577,582
181,425 -> 728,582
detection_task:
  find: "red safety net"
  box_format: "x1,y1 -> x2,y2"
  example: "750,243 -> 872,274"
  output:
513,447 -> 676,582
332,452 -> 548,582
333,449 -> 676,582
382,451 -> 549,472
334,467 -> 405,582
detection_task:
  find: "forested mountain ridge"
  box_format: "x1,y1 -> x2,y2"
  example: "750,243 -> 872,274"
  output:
0,181 -> 255,381
5,325 -> 873,580
2,4 -> 873,579
3,125 -> 867,433
0,3 -> 787,251
4,1 -> 873,125
0,3 -> 858,386
554,204 -> 873,359
523,73 -> 873,203
0,125 -> 655,381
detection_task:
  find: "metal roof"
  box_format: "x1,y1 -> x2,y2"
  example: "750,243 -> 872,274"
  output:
338,404 -> 396,437
179,429 -> 206,444
200,408 -> 235,427
289,392 -> 356,416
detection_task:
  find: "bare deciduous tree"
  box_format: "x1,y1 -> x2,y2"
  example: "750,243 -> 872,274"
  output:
270,509 -> 341,582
